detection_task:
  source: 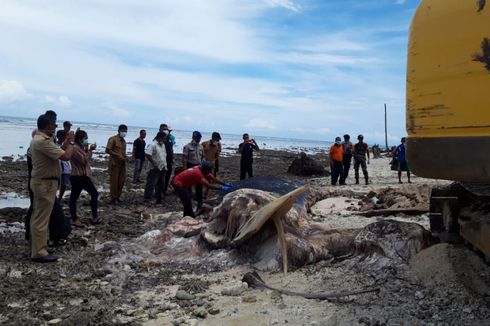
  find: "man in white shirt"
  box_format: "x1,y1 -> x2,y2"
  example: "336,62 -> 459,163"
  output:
144,131 -> 167,204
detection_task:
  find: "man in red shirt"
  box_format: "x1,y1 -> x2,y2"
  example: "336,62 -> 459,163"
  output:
172,160 -> 229,217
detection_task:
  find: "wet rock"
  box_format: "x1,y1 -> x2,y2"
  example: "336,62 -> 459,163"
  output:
287,152 -> 327,176
175,290 -> 195,300
242,295 -> 257,303
188,319 -> 199,326
221,281 -> 248,296
8,270 -> 22,279
208,307 -> 220,315
414,291 -> 425,300
47,318 -> 62,324
192,308 -> 208,318
80,237 -> 89,247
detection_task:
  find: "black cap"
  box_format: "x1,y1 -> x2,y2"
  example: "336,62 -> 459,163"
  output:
63,121 -> 72,127
201,160 -> 213,173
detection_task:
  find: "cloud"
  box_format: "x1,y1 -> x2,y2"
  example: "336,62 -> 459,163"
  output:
103,102 -> 130,117
45,95 -> 73,108
265,0 -> 301,12
0,1 -> 414,143
245,119 -> 277,130
0,80 -> 29,103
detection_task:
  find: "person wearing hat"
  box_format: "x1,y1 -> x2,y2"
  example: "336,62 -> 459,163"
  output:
329,137 -> 344,186
144,131 -> 167,204
353,134 -> 370,185
159,123 -> 175,194
238,133 -> 259,180
182,131 -> 205,208
171,160 -> 229,217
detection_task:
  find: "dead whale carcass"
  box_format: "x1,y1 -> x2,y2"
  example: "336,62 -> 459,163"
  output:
201,180 -> 436,272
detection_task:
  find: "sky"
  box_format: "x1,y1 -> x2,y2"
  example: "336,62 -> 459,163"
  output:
0,0 -> 419,143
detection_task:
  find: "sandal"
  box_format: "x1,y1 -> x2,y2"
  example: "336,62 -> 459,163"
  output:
71,219 -> 86,228
91,216 -> 103,225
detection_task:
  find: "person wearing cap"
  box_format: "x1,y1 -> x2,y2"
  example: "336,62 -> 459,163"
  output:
144,131 -> 167,204
106,124 -> 128,204
159,123 -> 175,194
182,131 -> 205,208
353,134 -> 370,185
329,137 -> 344,186
171,161 -> 228,217
132,129 -> 147,183
238,133 -> 259,180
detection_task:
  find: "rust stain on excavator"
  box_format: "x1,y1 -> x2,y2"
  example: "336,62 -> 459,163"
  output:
472,37 -> 490,72
477,0 -> 486,12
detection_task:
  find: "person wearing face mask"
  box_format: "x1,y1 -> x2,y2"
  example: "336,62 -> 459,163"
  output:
106,124 -> 128,204
182,131 -> 204,209
144,131 -> 167,204
29,114 -> 74,263
69,130 -> 100,226
329,136 -> 344,186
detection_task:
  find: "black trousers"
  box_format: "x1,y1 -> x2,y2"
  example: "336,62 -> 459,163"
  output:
186,162 -> 203,208
341,154 -> 352,184
69,176 -> 99,219
173,185 -> 195,217
240,159 -> 253,180
331,160 -> 344,185
145,169 -> 165,202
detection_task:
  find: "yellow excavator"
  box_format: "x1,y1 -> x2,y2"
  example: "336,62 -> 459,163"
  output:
406,0 -> 490,260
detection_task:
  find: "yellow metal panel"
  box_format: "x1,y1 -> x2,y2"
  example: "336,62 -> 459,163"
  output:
407,0 -> 490,137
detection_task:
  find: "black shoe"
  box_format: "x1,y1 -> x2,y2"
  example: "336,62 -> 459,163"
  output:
31,255 -> 59,263
355,180 -> 359,185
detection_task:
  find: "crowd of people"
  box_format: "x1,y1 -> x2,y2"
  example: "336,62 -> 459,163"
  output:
25,111 -> 254,263
328,134 -> 410,186
25,110 -> 408,263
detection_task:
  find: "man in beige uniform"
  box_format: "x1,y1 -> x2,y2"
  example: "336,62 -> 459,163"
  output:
30,114 -> 73,262
106,124 -> 128,204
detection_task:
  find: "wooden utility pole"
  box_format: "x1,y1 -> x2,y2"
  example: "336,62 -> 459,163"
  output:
384,103 -> 388,150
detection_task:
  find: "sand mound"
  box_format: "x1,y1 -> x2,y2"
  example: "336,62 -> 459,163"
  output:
360,184 -> 431,211
410,243 -> 490,296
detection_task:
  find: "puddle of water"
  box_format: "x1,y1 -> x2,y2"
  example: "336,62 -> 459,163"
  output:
0,192 -> 30,209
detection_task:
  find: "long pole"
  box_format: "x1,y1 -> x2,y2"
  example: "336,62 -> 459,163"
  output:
384,103 -> 388,150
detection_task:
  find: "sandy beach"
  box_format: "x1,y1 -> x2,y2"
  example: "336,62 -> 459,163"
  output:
1,150 -> 489,325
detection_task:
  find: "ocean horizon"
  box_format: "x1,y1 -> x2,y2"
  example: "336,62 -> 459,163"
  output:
0,115 -> 332,159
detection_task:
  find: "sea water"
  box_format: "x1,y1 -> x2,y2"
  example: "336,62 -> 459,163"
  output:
0,115 -> 330,159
